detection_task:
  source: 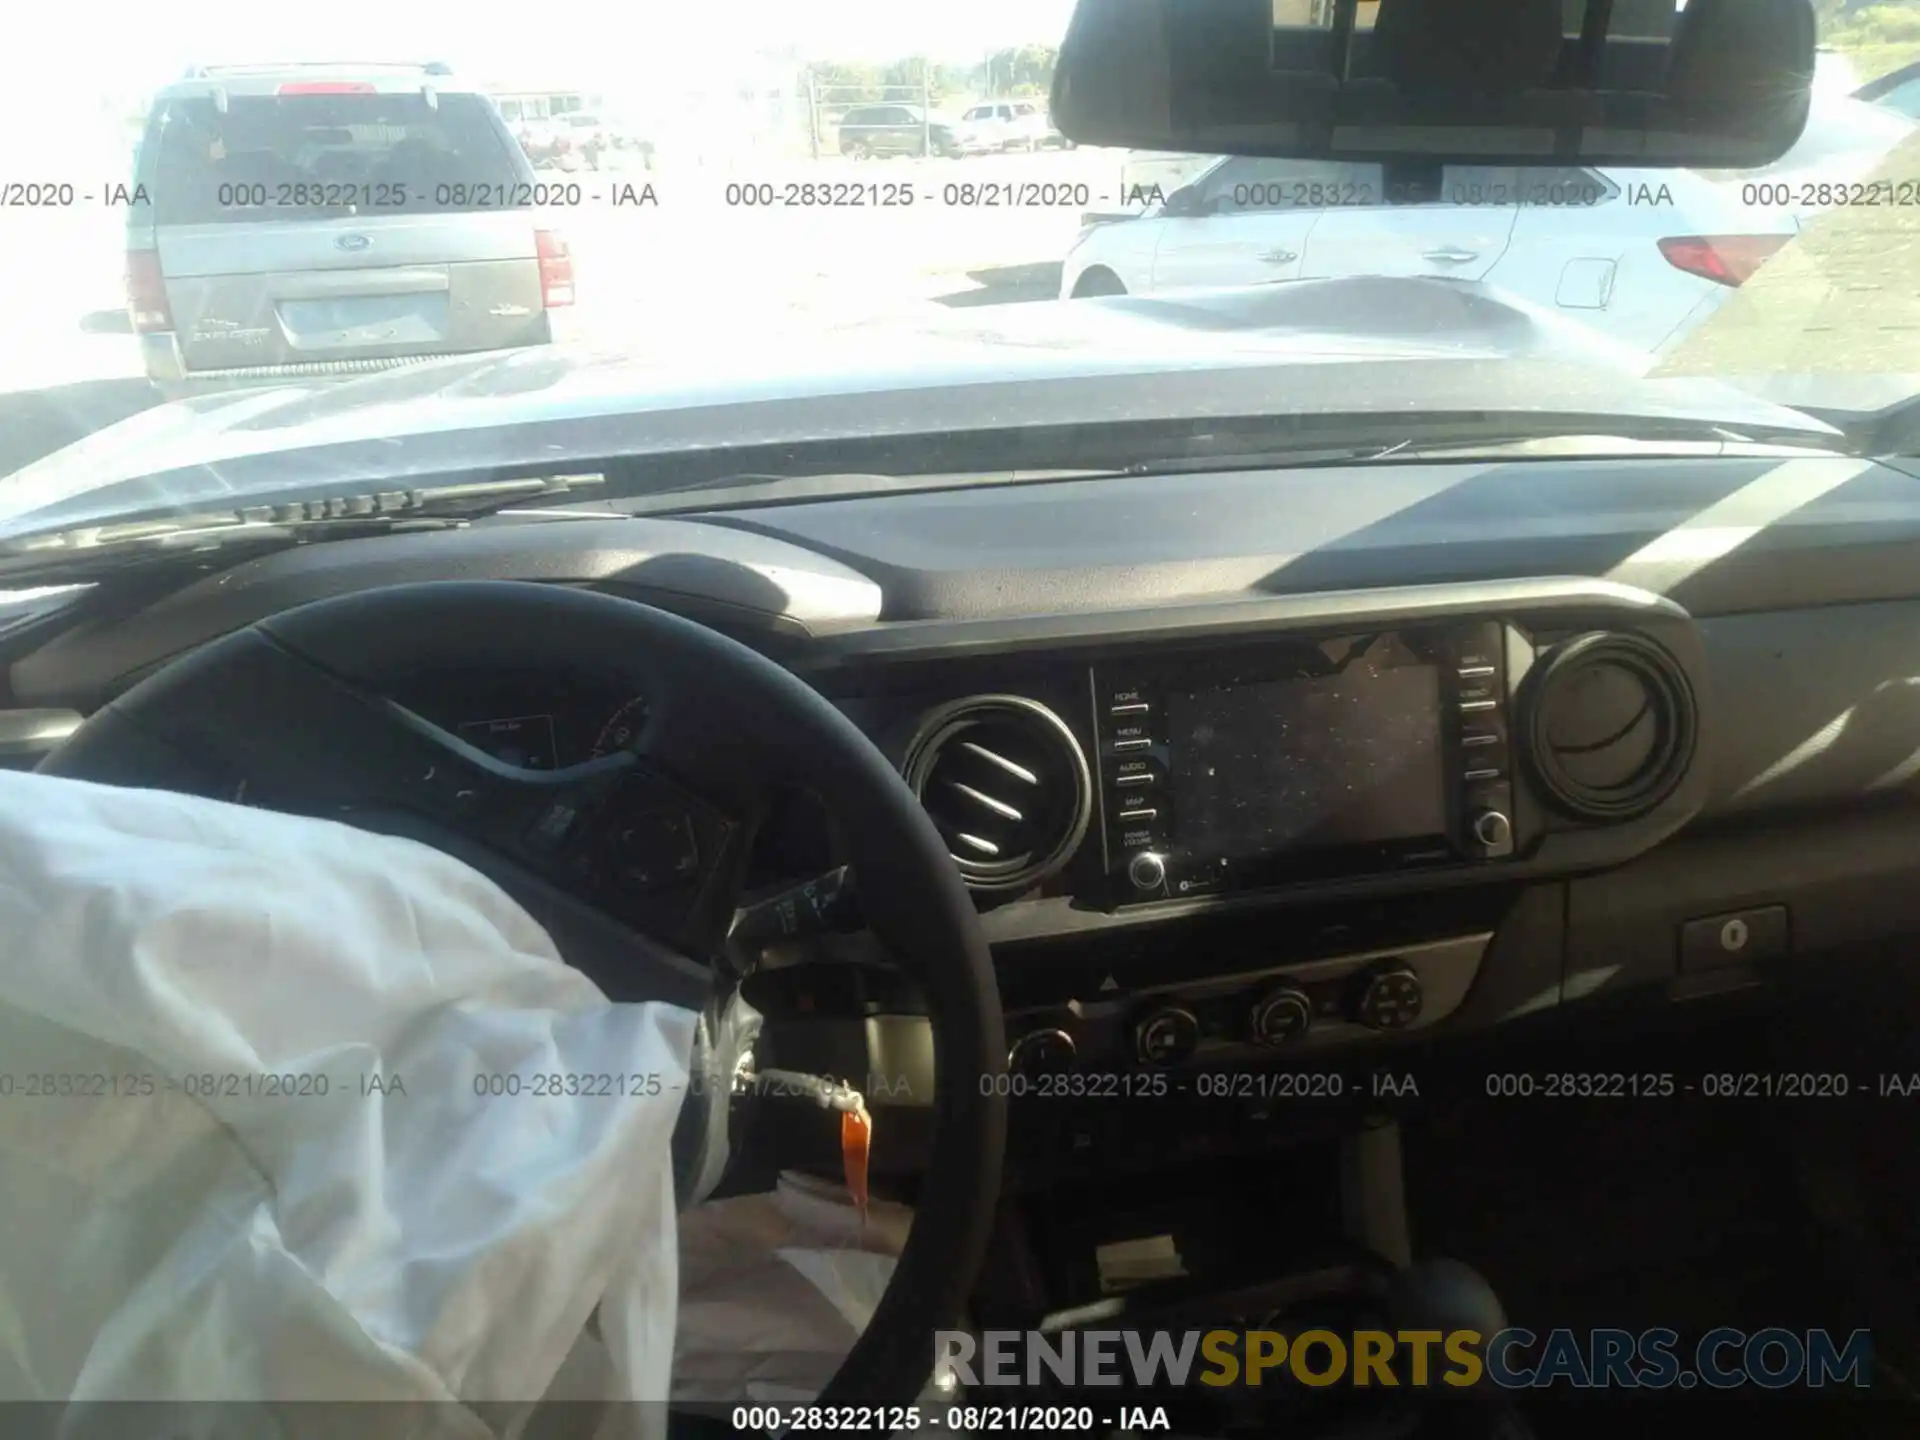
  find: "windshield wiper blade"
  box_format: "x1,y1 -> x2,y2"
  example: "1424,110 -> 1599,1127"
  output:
0,473 -> 606,583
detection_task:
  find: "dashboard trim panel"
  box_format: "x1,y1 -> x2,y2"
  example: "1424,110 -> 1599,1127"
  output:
795,577 -> 1688,667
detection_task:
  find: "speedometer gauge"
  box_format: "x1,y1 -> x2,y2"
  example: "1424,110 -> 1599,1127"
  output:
590,696 -> 648,757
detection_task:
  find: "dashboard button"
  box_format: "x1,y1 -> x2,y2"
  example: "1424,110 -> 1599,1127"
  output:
1465,777 -> 1512,818
1680,906 -> 1788,972
1110,701 -> 1151,716
1458,698 -> 1498,714
1461,734 -> 1507,775
1117,806 -> 1158,823
1449,625 -> 1503,671
1456,665 -> 1496,679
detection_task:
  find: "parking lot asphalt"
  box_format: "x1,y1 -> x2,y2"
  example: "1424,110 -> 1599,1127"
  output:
0,148 -> 1109,480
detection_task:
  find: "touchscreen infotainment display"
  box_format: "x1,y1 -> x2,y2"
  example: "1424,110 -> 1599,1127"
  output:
1166,663 -> 1445,858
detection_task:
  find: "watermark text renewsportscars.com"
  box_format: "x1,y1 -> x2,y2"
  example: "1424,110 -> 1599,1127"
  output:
936,1327 -> 1873,1391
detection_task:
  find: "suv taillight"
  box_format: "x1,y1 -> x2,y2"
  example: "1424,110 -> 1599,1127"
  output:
1657,234 -> 1789,287
125,249 -> 172,333
536,229 -> 574,308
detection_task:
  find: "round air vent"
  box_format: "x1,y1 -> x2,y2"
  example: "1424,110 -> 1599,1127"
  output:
1521,632 -> 1697,823
901,695 -> 1094,896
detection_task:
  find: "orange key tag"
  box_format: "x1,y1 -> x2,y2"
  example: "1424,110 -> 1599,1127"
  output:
840,1103 -> 872,1232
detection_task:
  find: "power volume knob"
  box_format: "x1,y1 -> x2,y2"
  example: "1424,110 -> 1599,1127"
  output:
1127,851 -> 1168,893
1472,810 -> 1512,851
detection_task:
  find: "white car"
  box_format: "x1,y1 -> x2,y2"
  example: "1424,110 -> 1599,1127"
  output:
954,100 -> 1051,154
1062,95 -> 1916,355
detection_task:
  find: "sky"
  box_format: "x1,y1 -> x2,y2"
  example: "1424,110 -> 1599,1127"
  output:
32,0 -> 1083,103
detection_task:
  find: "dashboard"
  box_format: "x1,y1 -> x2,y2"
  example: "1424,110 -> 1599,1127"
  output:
7,450 -> 1920,1185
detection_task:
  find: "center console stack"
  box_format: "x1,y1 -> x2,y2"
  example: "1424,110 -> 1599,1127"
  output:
778,583 -> 1712,1183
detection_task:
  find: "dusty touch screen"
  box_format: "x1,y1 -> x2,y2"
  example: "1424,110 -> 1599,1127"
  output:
1166,663 -> 1445,858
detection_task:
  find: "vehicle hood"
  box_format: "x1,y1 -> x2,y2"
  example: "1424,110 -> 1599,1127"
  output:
0,276 -> 1840,544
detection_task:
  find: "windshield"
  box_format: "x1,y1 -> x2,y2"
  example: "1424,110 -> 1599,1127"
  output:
5,0 -> 1920,525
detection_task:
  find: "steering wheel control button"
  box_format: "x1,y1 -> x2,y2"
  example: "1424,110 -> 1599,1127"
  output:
610,808 -> 701,891
1353,965 -> 1425,1032
1127,850 -> 1168,894
1009,1029 -> 1077,1076
1680,905 -> 1789,973
1134,1006 -> 1200,1066
1250,986 -> 1314,1047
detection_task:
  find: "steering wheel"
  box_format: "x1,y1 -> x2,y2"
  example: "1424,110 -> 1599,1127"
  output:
39,579 -> 1008,1408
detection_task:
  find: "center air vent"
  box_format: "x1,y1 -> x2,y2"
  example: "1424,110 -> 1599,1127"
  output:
901,695 -> 1094,896
1521,631 -> 1697,824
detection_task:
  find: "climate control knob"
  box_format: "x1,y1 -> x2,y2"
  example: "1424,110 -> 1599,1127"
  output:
1127,851 -> 1168,893
1134,1006 -> 1200,1066
1353,965 -> 1425,1032
1008,1028 -> 1076,1076
1250,986 -> 1314,1047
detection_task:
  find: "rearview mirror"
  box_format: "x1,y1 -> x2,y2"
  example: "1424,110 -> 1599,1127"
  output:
1051,0 -> 1817,170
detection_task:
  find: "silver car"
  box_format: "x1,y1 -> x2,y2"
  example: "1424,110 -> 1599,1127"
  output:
126,62 -> 575,386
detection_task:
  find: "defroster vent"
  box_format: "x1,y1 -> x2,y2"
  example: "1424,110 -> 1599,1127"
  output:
902,695 -> 1094,896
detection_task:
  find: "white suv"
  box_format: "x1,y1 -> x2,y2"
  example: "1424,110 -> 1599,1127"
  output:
955,101 -> 1050,155
1061,95 -> 1915,356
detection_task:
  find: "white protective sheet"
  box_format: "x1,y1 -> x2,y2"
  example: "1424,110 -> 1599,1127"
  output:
0,769 -> 697,1440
